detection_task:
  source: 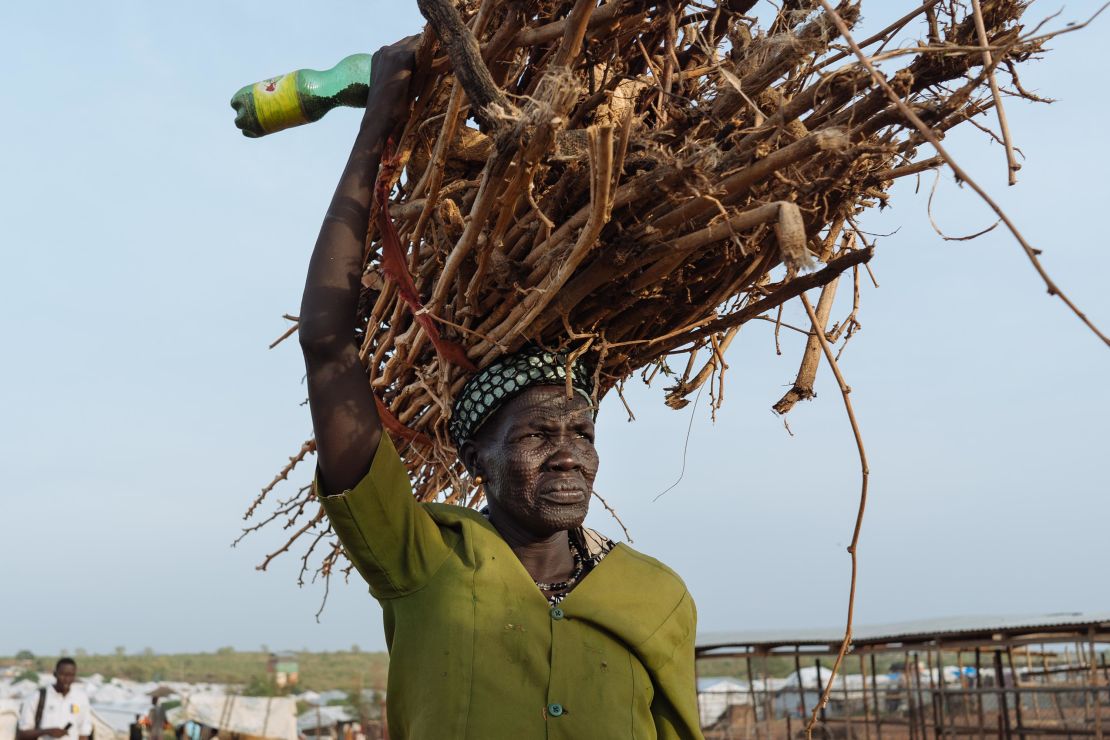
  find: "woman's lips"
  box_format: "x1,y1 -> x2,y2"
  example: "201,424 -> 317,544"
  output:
539,487 -> 587,504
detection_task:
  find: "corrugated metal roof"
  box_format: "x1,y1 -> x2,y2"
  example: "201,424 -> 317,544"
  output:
697,611 -> 1110,652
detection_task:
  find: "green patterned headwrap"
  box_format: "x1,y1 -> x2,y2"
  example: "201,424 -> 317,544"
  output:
449,346 -> 595,447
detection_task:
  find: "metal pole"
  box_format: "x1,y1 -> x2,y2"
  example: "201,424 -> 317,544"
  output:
746,653 -> 759,740
1045,649 -> 1071,740
958,650 -> 974,731
907,651 -> 919,740
1090,630 -> 1104,740
795,651 -> 808,724
1080,642 -> 1095,732
913,652 -> 929,740
936,642 -> 947,740
816,658 -> 828,726
1027,646 -> 1044,725
761,653 -> 773,735
871,653 -> 884,740
1102,650 -> 1110,733
860,653 -> 872,740
994,649 -> 1013,740
1007,646 -> 1026,736
927,647 -> 941,740
844,657 -> 855,740
975,648 -> 986,740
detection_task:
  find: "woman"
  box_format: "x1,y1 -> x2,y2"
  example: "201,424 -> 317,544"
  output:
298,36 -> 703,739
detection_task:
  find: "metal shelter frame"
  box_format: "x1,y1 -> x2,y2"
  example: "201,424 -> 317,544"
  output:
696,612 -> 1110,739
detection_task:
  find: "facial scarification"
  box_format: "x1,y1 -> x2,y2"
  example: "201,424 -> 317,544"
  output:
469,386 -> 599,538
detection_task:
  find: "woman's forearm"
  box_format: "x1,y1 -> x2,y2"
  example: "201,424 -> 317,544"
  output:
297,37 -> 417,494
298,120 -> 389,355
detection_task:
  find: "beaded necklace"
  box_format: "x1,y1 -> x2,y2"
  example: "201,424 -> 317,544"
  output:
534,536 -> 586,604
480,508 -> 612,605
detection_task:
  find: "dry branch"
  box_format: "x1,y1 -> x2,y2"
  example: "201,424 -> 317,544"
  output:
773,277 -> 840,415
239,0 -> 1102,585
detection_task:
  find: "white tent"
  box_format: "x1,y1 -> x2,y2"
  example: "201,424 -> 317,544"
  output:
696,677 -> 749,728
1,698 -> 20,740
169,695 -> 296,740
296,706 -> 353,734
90,710 -> 122,740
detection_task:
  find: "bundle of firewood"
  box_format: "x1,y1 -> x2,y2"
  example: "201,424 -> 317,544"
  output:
243,0 -> 1060,579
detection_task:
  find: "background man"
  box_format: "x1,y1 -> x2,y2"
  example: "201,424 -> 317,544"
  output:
16,658 -> 92,740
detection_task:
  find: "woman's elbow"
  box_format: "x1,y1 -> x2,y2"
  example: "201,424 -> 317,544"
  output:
298,322 -> 351,359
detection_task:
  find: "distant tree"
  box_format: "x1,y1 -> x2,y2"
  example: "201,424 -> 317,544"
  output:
122,664 -> 146,681
242,675 -> 279,697
260,644 -> 269,654
350,644 -> 361,654
59,648 -> 70,657
15,650 -> 34,661
15,670 -> 39,684
114,646 -> 126,657
216,647 -> 235,656
75,648 -> 88,657
143,647 -> 155,657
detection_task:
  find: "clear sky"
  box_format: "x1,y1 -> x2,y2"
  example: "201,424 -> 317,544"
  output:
2,2 -> 1107,656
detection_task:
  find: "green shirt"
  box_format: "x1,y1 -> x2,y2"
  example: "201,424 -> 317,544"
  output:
320,433 -> 704,739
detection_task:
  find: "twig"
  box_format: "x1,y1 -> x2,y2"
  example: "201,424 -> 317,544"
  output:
970,0 -> 1020,185
244,439 -> 316,520
257,508 -> 325,572
774,304 -> 784,355
752,315 -> 811,337
416,0 -> 515,131
815,0 -> 945,70
268,320 -> 300,350
774,276 -> 840,415
592,488 -> 633,542
815,0 -> 1109,347
799,293 -> 870,740
927,169 -> 1002,242
653,384 -> 703,502
641,247 -> 874,360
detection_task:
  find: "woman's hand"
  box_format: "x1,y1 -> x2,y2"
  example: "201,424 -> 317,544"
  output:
361,35 -> 422,136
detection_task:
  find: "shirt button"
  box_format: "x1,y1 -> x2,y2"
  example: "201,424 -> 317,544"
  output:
550,607 -> 565,620
547,703 -> 565,717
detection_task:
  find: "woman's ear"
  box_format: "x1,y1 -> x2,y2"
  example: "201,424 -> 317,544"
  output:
459,440 -> 481,479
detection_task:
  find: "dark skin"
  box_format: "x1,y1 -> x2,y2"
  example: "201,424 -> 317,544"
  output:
461,386 -> 599,587
299,38 -> 599,591
17,663 -> 89,740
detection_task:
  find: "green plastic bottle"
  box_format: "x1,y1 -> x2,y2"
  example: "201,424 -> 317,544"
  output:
230,53 -> 371,138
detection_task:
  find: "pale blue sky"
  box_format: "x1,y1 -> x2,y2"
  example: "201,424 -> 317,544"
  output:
2,2 -> 1106,655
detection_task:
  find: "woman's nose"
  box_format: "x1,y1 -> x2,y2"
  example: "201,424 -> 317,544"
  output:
544,437 -> 582,471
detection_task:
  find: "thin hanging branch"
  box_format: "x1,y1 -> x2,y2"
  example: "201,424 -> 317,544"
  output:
798,293 -> 870,740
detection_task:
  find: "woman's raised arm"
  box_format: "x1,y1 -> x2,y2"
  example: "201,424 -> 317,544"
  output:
299,38 -> 417,495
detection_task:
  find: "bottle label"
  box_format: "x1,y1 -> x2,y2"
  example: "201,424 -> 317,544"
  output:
253,74 -> 307,134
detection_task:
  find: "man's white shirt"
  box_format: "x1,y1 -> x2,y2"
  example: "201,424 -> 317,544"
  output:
17,685 -> 93,740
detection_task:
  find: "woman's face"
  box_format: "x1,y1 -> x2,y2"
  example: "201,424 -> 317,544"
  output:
464,385 -> 599,538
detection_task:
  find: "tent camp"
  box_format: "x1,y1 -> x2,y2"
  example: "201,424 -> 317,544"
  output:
168,694 -> 296,740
